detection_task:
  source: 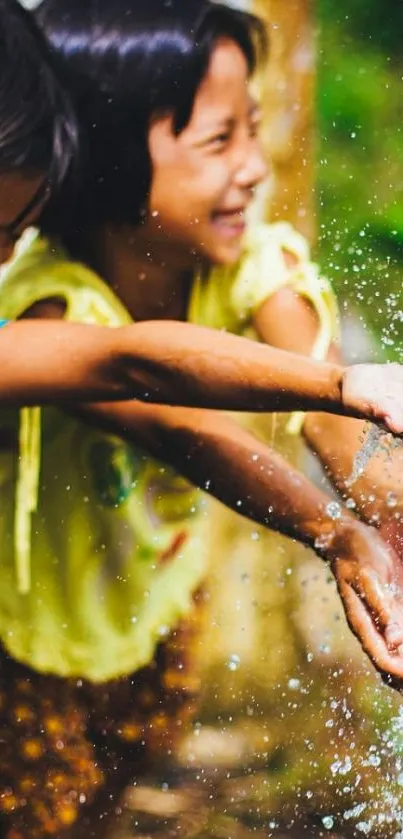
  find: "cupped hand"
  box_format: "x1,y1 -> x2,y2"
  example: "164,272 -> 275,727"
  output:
342,363 -> 403,435
325,520 -> 403,688
379,516 -> 403,558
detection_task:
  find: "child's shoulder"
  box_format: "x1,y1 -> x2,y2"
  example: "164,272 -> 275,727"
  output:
242,220 -> 311,262
207,222 -> 312,325
0,230 -> 130,325
0,228 -> 78,291
189,221 -> 313,331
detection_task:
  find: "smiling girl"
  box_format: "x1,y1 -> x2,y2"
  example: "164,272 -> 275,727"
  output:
1,0 -> 389,421
1,0 -> 403,836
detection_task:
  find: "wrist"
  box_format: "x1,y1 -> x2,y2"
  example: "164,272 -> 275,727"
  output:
327,362 -> 346,409
305,511 -> 355,559
298,359 -> 345,414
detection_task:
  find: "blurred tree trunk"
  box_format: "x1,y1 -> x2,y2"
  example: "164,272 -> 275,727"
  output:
255,0 -> 316,241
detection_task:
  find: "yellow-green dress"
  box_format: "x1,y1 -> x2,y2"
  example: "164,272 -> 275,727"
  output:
0,222 -> 338,684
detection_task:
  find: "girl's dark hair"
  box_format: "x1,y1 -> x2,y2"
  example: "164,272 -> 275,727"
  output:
36,0 -> 267,235
0,0 -> 77,195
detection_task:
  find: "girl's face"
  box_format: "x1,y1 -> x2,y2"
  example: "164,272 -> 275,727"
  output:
0,172 -> 48,266
146,38 -> 268,266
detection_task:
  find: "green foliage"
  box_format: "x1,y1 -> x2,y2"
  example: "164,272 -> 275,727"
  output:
317,1 -> 403,359
320,0 -> 403,58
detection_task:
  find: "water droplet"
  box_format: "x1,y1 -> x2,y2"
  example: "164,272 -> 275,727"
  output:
387,491 -> 398,508
226,654 -> 240,672
322,815 -> 334,830
326,501 -> 342,520
288,678 -> 301,691
331,755 -> 352,776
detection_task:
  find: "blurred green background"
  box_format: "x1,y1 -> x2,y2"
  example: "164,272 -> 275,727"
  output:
318,0 -> 403,360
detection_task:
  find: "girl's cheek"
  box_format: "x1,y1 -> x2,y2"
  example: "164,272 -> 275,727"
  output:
199,167 -> 229,202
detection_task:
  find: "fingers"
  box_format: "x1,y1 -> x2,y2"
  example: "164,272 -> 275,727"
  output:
351,567 -> 403,652
328,522 -> 403,686
338,580 -> 403,685
382,410 -> 403,437
379,519 -> 403,557
342,363 -> 403,436
375,364 -> 403,435
385,621 -> 403,655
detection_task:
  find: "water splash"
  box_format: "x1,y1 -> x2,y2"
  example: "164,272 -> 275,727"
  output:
347,423 -> 403,488
327,703 -> 403,835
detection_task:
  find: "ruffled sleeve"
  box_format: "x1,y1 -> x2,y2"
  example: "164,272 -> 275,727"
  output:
189,222 -> 340,436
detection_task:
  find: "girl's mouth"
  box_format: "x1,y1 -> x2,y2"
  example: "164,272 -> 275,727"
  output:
211,209 -> 246,239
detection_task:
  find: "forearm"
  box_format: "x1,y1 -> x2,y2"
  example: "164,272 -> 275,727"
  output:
76,399 -> 351,549
0,319 -> 349,413
304,411 -> 366,493
304,411 -> 403,524
115,320 -> 347,414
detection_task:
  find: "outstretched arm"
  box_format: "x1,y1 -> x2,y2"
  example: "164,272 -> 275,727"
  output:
1,318 -> 403,433
0,318 -> 344,409
75,398 -> 403,686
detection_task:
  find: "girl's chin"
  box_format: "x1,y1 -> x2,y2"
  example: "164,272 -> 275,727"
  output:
209,240 -> 244,266
187,229 -> 244,267
196,231 -> 244,266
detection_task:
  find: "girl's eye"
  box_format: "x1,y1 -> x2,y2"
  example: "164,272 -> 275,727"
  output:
206,132 -> 231,150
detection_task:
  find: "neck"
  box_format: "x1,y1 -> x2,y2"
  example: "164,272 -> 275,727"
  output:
71,224 -> 201,322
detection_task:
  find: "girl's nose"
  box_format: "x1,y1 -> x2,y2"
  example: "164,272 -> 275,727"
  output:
235,143 -> 269,191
